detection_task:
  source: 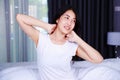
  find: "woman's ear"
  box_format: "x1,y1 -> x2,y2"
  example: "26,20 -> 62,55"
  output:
56,19 -> 59,23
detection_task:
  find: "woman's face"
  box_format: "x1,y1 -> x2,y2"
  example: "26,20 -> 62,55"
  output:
56,10 -> 76,34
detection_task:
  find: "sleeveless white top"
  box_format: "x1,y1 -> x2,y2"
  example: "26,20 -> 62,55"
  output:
37,33 -> 78,80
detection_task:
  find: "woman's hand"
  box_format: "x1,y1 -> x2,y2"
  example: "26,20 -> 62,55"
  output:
65,31 -> 79,43
47,24 -> 56,34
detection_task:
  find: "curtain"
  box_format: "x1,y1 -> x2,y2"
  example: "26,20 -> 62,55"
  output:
114,0 -> 120,31
47,0 -> 115,60
0,0 -> 48,63
0,0 -> 7,62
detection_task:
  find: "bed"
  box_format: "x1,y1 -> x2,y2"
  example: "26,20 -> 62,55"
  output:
0,58 -> 120,80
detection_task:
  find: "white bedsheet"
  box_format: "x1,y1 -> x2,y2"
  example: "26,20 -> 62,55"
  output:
0,58 -> 120,80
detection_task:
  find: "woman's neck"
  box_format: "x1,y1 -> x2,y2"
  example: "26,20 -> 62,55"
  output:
50,29 -> 66,44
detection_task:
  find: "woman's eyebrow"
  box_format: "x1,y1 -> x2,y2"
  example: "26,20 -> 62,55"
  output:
64,14 -> 70,17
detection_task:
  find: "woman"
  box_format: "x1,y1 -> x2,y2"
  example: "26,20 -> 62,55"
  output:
16,5 -> 103,80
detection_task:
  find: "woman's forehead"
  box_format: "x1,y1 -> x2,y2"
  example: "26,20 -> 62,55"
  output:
63,10 -> 76,19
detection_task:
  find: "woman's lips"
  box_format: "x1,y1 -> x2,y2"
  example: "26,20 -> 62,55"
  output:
64,26 -> 70,30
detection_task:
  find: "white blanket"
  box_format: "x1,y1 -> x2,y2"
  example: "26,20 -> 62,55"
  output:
72,58 -> 120,80
0,58 -> 120,80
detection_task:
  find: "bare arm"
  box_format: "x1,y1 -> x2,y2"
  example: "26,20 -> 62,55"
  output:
16,14 -> 56,45
66,31 -> 103,63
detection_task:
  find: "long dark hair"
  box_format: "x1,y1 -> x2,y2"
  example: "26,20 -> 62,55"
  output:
52,5 -> 77,24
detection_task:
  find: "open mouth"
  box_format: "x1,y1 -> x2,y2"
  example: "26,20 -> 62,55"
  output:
64,26 -> 70,30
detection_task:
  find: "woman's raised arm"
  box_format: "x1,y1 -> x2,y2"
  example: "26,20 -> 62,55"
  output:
16,14 -> 56,45
66,31 -> 103,63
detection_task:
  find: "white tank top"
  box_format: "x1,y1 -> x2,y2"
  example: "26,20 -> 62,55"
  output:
37,33 -> 78,80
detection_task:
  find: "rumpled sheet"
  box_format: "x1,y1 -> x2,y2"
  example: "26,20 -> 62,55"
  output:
0,58 -> 120,80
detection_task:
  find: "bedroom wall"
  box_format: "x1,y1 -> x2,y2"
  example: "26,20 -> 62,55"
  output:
114,0 -> 120,57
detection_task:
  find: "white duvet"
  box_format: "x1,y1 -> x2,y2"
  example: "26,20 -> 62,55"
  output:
0,67 -> 38,80
0,58 -> 120,80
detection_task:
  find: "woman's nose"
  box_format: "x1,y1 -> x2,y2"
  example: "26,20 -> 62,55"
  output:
67,20 -> 72,26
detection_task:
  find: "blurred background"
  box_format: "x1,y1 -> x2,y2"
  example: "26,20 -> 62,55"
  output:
0,0 -> 120,63
0,0 -> 48,63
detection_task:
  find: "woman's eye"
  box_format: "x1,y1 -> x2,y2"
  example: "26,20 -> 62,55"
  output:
73,20 -> 76,23
65,17 -> 69,19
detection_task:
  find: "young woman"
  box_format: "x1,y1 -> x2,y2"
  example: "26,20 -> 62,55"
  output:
16,5 -> 103,80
